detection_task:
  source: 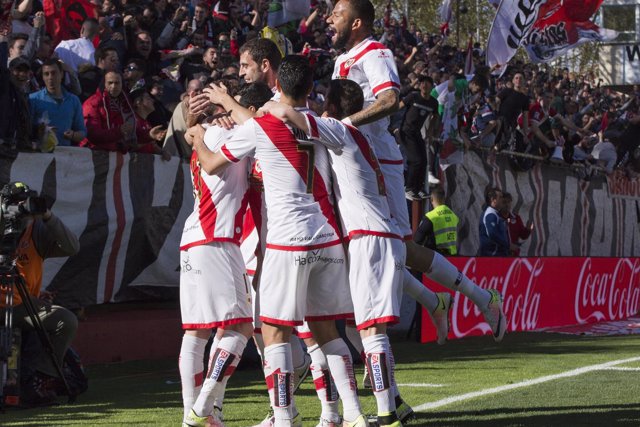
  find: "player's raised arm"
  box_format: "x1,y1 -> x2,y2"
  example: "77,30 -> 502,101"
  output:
185,125 -> 231,174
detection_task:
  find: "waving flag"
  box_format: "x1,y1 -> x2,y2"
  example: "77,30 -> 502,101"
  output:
486,0 -> 548,74
267,0 -> 311,28
523,0 -> 617,63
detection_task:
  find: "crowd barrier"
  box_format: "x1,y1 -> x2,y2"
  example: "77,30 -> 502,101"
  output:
421,257 -> 640,343
2,147 -> 639,308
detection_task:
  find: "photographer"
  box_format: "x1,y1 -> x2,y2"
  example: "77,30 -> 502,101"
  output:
2,181 -> 80,404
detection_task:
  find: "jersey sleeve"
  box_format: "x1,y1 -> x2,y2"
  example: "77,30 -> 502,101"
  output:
305,114 -> 347,153
219,119 -> 257,162
361,48 -> 401,97
203,125 -> 225,152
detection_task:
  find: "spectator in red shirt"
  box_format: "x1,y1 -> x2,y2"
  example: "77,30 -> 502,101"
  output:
500,192 -> 533,256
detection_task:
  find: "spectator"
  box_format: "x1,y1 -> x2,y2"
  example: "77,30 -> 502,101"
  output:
129,87 -> 170,159
82,71 -> 136,152
479,187 -> 512,256
163,78 -> 204,159
78,46 -> 120,102
122,57 -> 146,92
53,18 -> 100,73
414,187 -> 459,256
29,59 -> 86,146
1,181 -> 80,405
496,72 -> 530,147
500,192 -> 533,256
398,75 -> 439,200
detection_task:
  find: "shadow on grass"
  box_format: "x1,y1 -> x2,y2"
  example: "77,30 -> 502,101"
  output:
412,403 -> 640,426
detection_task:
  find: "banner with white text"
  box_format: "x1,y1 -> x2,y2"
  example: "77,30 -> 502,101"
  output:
421,257 -> 640,343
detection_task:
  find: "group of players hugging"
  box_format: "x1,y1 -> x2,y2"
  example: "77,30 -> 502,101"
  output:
177,1 -> 506,426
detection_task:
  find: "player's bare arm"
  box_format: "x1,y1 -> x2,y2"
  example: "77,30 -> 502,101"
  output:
346,89 -> 399,127
185,125 -> 230,174
203,83 -> 255,127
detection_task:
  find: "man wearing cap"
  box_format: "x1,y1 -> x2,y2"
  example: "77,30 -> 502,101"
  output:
1,181 -> 80,404
3,57 -> 33,149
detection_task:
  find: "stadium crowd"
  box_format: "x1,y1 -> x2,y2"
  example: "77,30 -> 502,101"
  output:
1,0 -> 640,192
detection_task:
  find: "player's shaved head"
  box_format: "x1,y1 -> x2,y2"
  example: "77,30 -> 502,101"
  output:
342,0 -> 375,29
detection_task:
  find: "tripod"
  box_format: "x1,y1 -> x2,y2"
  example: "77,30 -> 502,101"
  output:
0,268 -> 75,408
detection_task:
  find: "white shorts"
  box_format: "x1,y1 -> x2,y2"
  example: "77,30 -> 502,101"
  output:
259,243 -> 352,326
349,235 -> 406,330
380,162 -> 412,239
180,242 -> 253,329
251,275 -> 312,339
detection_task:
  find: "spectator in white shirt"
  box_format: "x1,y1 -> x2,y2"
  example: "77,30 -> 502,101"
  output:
53,18 -> 99,72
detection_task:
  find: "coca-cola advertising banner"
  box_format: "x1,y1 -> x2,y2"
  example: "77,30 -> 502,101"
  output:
421,257 -> 640,343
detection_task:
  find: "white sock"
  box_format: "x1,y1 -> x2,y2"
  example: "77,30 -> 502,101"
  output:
179,335 -> 208,421
307,344 -> 340,423
264,343 -> 296,423
402,268 -> 439,312
362,334 -> 396,415
290,334 -> 305,371
192,330 -> 248,417
321,338 -> 362,422
426,252 -> 491,308
344,324 -> 366,364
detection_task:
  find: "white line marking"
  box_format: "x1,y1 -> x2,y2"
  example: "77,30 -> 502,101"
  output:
414,356 -> 640,412
598,367 -> 640,371
397,383 -> 445,388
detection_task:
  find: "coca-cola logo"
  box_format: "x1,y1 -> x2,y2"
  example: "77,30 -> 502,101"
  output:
575,258 -> 640,323
450,258 -> 543,338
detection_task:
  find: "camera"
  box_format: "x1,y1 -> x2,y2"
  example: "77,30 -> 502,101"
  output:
0,183 -> 47,267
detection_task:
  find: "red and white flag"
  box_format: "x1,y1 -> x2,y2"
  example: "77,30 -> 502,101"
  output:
486,0 -> 548,74
464,36 -> 475,76
523,0 -> 617,63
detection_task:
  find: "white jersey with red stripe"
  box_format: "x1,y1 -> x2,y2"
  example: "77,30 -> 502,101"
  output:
332,37 -> 402,162
305,114 -> 400,239
220,114 -> 342,249
180,126 -> 250,250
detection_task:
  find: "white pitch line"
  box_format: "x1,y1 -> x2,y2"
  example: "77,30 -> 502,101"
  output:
599,367 -> 640,371
414,356 -> 640,412
397,383 -> 445,388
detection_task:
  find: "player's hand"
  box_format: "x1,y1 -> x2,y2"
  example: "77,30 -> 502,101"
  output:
210,114 -> 236,130
185,125 -> 205,146
189,92 -> 211,117
203,82 -> 229,106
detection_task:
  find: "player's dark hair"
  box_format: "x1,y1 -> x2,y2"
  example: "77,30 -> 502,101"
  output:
345,0 -> 375,29
277,55 -> 313,101
239,38 -> 282,72
326,79 -> 364,120
238,82 -> 273,110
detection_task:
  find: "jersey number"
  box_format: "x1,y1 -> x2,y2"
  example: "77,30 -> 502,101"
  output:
296,143 -> 315,194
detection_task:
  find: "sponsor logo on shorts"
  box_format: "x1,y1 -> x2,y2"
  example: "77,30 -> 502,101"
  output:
273,373 -> 291,407
294,250 -> 344,266
210,349 -> 234,382
367,353 -> 389,392
181,255 -> 201,275
289,232 -> 334,243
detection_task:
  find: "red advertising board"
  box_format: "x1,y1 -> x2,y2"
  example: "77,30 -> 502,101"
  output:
421,257 -> 640,343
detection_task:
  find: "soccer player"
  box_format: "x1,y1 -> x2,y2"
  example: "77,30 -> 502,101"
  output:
262,77 -> 408,426
188,56 -> 367,427
328,0 -> 506,417
179,85 -> 275,426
